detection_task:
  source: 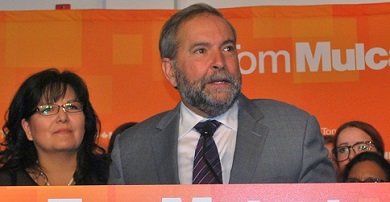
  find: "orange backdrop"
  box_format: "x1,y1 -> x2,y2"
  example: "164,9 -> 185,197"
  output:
0,3 -> 389,154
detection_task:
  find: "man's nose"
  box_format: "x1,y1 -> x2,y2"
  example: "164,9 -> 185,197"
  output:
211,51 -> 226,70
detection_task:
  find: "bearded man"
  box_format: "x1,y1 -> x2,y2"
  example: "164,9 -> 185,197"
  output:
108,3 -> 336,185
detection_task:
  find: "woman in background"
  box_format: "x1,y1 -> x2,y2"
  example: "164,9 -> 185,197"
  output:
332,120 -> 384,181
0,68 -> 110,185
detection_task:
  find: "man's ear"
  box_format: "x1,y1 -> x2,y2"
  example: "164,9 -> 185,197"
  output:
162,58 -> 178,88
21,119 -> 33,141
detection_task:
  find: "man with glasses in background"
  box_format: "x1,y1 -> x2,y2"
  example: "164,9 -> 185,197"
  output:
342,152 -> 390,183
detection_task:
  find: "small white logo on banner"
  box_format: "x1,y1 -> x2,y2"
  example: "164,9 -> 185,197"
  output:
48,199 -> 82,202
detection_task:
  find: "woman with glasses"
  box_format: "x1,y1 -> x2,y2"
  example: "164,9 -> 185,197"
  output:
332,121 -> 384,181
0,68 -> 110,185
343,152 -> 390,183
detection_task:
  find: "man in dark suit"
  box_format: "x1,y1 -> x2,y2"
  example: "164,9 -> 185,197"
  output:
108,3 -> 336,184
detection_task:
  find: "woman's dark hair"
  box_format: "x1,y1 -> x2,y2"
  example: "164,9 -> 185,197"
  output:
0,68 -> 109,184
333,120 -> 385,160
342,152 -> 390,182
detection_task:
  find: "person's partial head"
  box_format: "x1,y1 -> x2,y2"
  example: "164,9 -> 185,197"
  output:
343,152 -> 390,183
332,121 -> 384,172
323,135 -> 338,173
160,3 -> 242,118
324,135 -> 335,159
1,68 -> 101,169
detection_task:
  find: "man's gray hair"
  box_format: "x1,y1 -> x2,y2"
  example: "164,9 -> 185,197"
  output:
159,3 -> 237,60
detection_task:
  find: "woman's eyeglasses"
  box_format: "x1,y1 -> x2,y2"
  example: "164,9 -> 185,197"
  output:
332,141 -> 376,162
34,102 -> 83,116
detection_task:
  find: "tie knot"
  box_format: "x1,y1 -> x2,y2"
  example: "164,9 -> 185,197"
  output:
194,120 -> 221,137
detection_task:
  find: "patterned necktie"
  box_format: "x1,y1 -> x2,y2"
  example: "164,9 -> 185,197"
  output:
192,120 -> 222,184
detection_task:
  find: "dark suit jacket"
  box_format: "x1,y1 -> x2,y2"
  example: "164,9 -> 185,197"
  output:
108,94 -> 336,184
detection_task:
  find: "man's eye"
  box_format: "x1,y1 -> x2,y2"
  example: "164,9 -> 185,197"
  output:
194,49 -> 205,54
224,46 -> 235,52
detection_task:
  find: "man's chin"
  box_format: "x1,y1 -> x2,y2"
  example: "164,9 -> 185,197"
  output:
206,94 -> 236,108
208,90 -> 236,101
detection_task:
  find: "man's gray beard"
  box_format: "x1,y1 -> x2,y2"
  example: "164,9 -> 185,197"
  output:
175,67 -> 241,117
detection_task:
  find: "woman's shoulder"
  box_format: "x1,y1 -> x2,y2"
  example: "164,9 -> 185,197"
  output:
0,168 -> 37,186
0,169 -> 14,185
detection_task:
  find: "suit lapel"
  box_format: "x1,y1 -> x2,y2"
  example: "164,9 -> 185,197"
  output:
229,95 -> 269,183
149,96 -> 269,184
151,105 -> 181,184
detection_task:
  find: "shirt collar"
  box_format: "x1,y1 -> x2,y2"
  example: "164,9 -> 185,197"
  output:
179,100 -> 239,138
